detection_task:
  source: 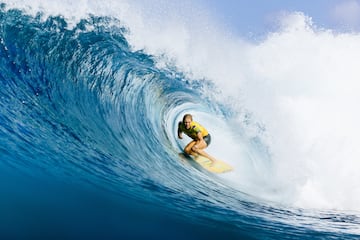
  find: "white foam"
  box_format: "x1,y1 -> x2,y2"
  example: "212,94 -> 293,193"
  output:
5,0 -> 360,211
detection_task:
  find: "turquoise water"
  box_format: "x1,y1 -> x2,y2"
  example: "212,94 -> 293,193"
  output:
0,6 -> 359,239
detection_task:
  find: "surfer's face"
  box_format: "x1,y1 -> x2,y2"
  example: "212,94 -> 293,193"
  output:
184,118 -> 192,129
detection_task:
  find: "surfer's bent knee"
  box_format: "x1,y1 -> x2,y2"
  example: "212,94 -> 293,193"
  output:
184,147 -> 191,154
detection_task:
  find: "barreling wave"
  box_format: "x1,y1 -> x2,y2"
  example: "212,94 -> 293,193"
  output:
0,8 -> 194,183
0,6 -> 360,239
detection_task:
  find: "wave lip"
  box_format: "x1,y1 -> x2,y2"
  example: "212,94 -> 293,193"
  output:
1,3 -> 360,239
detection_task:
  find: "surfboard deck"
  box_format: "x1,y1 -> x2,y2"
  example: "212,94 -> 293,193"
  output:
193,155 -> 233,173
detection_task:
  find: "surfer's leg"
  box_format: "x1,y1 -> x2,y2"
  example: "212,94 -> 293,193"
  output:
194,149 -> 218,165
184,141 -> 197,156
191,141 -> 218,165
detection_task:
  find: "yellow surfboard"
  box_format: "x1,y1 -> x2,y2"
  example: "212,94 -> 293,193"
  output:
193,155 -> 233,173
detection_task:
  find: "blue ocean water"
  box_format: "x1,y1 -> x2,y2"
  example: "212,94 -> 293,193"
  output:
0,5 -> 359,240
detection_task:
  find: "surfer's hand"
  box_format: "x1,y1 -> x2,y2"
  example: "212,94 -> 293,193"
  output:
177,121 -> 183,139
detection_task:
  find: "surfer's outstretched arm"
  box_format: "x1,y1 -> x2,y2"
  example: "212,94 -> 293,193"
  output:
177,121 -> 183,139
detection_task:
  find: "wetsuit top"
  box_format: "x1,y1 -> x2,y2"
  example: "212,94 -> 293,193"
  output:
179,121 -> 209,140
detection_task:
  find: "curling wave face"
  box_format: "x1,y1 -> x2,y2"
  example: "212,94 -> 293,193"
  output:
0,5 -> 360,239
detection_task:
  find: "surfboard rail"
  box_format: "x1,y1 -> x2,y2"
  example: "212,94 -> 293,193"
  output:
193,155 -> 233,173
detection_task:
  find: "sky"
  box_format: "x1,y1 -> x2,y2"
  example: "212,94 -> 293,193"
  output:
199,0 -> 360,37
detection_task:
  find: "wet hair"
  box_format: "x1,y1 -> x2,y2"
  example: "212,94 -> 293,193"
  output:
183,114 -> 193,122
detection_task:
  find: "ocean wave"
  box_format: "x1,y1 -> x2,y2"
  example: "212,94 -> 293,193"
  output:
0,4 -> 360,239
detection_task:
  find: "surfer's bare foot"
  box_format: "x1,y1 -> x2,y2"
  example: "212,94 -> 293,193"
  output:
209,160 -> 217,166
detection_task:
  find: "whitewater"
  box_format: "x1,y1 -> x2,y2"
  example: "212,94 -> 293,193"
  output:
1,0 -> 360,239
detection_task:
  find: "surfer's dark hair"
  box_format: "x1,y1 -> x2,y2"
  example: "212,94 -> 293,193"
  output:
183,114 -> 193,122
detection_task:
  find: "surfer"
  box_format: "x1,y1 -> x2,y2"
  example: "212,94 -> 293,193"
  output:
177,114 -> 218,164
